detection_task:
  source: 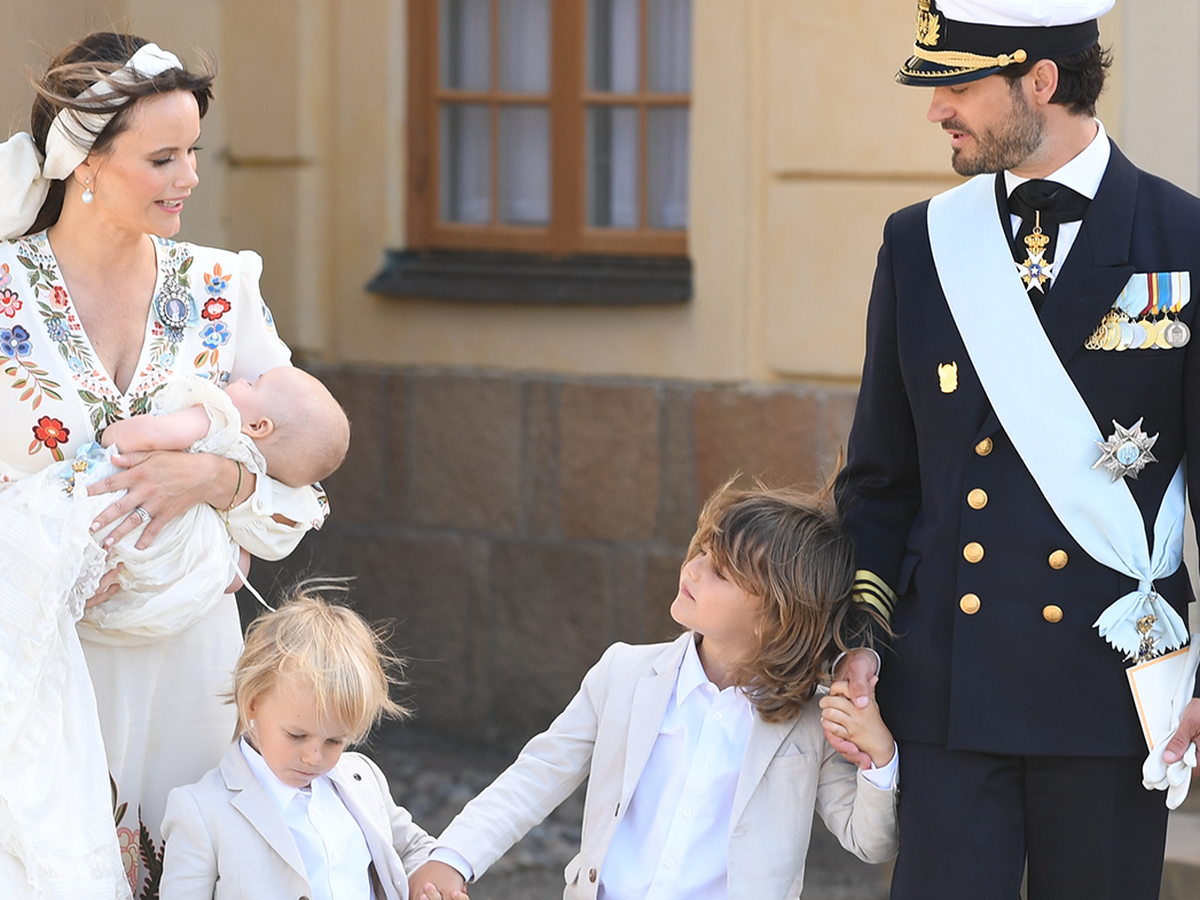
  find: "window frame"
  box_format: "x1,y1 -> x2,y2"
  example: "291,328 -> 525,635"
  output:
407,0 -> 689,258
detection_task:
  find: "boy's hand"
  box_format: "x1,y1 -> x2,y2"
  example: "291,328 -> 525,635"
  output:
408,860 -> 469,900
820,677 -> 895,770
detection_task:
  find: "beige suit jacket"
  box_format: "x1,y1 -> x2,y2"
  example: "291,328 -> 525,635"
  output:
160,745 -> 435,900
439,634 -> 898,900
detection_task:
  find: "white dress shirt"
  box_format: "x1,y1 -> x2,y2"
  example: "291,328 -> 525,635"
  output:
1004,118 -> 1111,284
240,738 -> 376,900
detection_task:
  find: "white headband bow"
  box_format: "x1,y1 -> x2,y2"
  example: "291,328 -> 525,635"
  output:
0,43 -> 182,241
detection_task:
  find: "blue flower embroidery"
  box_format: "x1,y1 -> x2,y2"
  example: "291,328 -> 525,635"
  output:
200,321 -> 231,349
0,325 -> 32,358
46,318 -> 69,343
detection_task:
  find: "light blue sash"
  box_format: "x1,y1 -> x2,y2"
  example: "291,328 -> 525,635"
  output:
927,174 -> 1187,658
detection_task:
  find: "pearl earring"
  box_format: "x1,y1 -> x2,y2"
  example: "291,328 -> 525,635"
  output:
82,180 -> 94,204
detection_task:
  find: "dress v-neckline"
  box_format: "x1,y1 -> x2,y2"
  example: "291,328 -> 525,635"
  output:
45,233 -> 163,400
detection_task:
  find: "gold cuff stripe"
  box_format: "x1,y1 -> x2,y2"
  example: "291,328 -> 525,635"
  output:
852,569 -> 897,622
852,589 -> 894,623
910,44 -> 1028,71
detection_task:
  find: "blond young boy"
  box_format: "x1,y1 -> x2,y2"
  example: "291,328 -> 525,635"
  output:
159,586 -> 460,900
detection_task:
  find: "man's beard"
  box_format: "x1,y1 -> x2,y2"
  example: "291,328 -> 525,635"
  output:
948,85 -> 1044,176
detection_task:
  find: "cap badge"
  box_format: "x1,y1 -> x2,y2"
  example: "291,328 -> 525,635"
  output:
916,0 -> 942,47
1093,417 -> 1158,482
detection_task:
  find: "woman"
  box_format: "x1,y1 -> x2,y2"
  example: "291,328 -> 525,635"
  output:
0,34 -> 326,898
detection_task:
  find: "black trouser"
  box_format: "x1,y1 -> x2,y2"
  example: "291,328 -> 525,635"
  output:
889,740 -> 1169,900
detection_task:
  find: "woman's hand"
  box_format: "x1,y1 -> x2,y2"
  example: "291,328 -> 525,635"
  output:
85,562 -> 125,608
86,450 -> 244,550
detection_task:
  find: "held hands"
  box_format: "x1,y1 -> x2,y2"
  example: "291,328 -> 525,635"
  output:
820,677 -> 895,771
823,649 -> 882,769
407,861 -> 470,900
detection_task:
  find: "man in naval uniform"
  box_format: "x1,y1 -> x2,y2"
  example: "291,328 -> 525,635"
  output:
832,1 -> 1200,897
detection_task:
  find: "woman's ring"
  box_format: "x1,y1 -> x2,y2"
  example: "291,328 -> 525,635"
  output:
133,507 -> 151,525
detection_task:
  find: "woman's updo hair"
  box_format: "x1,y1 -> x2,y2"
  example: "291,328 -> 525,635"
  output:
27,32 -> 216,234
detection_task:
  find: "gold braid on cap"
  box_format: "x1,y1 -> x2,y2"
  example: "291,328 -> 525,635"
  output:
910,44 -> 1028,70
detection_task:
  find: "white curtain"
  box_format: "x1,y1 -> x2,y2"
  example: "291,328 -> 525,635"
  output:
440,104 -> 490,223
500,0 -> 549,92
440,0 -> 490,90
648,0 -> 692,93
500,106 -> 550,224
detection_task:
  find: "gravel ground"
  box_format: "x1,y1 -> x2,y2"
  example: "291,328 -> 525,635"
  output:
365,723 -> 892,900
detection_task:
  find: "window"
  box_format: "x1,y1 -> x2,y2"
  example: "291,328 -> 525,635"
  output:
406,0 -> 691,258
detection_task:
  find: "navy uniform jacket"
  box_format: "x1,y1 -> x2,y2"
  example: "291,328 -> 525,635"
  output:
836,143 -> 1200,757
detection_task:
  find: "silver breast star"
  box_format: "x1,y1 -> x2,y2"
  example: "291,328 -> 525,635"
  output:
1093,418 -> 1158,482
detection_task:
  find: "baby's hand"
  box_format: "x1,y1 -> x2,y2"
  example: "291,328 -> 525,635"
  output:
408,860 -> 469,900
820,678 -> 895,769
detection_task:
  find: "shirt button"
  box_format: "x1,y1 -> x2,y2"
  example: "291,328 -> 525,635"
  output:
975,437 -> 994,456
967,488 -> 988,509
683,808 -> 692,817
666,859 -> 676,868
589,868 -> 597,883
714,712 -> 723,721
1048,550 -> 1068,569
963,541 -> 984,563
960,593 -> 981,615
700,760 -> 709,768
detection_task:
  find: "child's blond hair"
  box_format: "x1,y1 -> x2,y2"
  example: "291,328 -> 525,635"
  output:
230,580 -> 409,743
687,479 -> 879,723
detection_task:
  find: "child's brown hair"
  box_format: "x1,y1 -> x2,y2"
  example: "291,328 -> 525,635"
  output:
230,580 -> 408,743
687,479 -> 876,723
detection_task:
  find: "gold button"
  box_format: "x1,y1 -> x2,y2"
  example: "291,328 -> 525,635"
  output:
975,437 -> 994,456
1048,550 -> 1068,569
960,593 -> 981,615
1043,605 -> 1063,623
963,541 -> 984,563
589,868 -> 597,883
967,488 -> 988,509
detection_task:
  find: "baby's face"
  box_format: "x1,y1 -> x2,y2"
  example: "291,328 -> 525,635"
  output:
225,366 -> 302,424
246,675 -> 350,788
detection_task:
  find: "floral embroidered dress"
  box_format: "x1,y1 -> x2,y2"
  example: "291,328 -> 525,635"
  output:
0,231 -> 326,899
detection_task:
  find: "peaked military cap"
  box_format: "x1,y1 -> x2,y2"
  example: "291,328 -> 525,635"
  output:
897,0 -> 1114,86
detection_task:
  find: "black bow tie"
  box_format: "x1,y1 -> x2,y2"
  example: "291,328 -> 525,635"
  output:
1008,179 -> 1091,222
1008,179 -> 1092,306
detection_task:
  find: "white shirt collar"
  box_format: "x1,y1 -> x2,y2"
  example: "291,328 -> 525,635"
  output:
673,633 -> 748,710
240,736 -> 309,814
1004,118 -> 1110,201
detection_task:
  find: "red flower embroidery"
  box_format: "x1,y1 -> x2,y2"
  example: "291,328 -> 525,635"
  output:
50,285 -> 69,309
32,416 -> 69,449
201,296 -> 231,321
0,288 -> 21,318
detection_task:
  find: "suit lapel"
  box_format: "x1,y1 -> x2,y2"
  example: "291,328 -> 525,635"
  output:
729,714 -> 793,833
329,765 -> 403,900
223,747 -> 310,883
1039,142 -> 1138,366
621,636 -> 690,803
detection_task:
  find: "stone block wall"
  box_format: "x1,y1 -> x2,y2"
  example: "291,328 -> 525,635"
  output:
246,365 -> 858,748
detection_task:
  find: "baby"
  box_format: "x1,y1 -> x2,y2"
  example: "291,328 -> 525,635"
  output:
83,365 -> 350,639
408,480 -> 898,900
0,366 -> 347,898
159,585 -> 464,900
